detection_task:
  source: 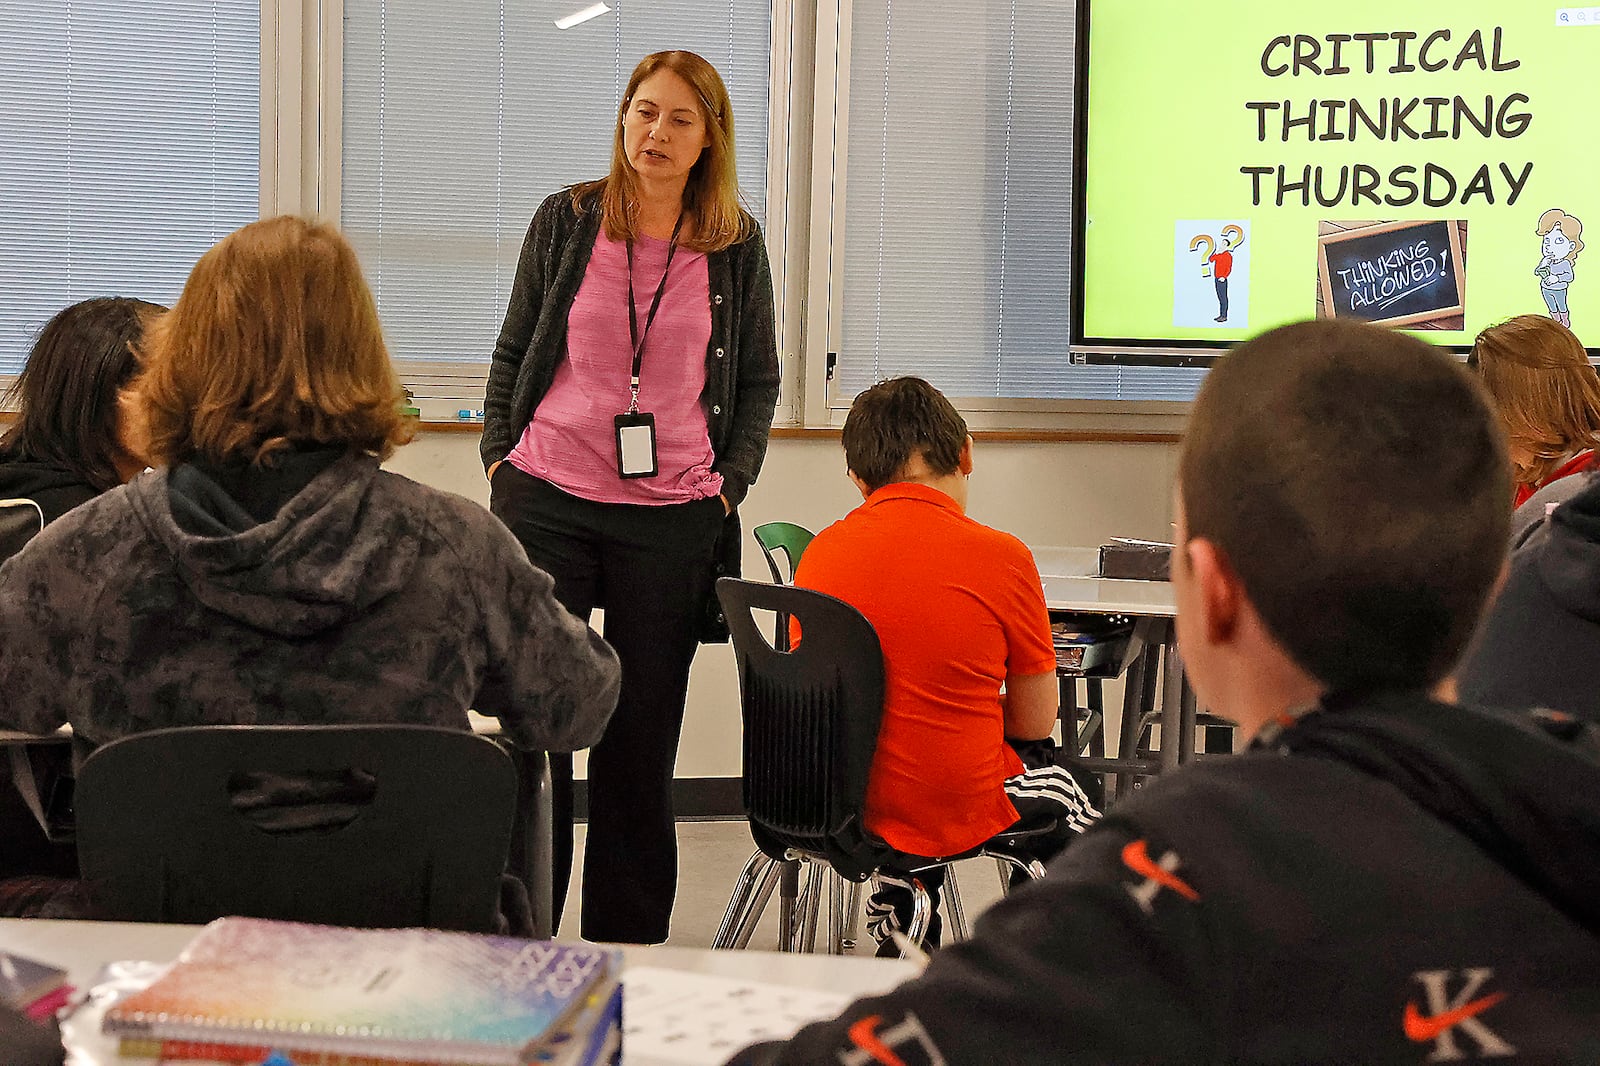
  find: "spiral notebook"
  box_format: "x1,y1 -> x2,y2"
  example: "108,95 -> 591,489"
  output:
102,917 -> 620,1065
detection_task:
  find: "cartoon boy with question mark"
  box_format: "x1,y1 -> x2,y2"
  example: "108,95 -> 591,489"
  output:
1208,225 -> 1244,323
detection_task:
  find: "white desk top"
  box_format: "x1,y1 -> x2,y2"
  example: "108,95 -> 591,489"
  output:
0,715 -> 504,747
1029,544 -> 1178,618
0,919 -> 914,1066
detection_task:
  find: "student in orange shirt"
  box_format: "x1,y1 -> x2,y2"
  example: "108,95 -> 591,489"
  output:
794,377 -> 1098,955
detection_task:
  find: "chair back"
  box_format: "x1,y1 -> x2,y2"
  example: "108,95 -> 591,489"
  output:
76,724 -> 517,931
717,578 -> 885,881
752,522 -> 815,584
0,498 -> 44,564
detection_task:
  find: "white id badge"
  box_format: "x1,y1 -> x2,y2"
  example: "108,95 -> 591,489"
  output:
615,412 -> 659,479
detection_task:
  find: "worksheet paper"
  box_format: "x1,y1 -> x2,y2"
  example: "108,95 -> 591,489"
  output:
621,967 -> 854,1063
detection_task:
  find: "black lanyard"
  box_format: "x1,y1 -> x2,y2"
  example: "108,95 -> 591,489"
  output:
625,213 -> 685,413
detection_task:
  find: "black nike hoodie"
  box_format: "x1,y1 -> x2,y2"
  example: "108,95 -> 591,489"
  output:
733,692 -> 1600,1064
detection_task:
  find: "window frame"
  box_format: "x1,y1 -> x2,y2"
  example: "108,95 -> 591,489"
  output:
316,0 -> 800,425
6,0 -> 1192,435
800,0 -> 1188,432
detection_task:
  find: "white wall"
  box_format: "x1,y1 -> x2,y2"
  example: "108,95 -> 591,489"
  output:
384,431 -> 1180,778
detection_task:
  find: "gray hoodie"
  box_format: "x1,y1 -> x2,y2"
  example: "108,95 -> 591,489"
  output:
0,451 -> 620,751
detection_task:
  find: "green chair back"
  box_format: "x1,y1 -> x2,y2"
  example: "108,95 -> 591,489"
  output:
753,521 -> 815,584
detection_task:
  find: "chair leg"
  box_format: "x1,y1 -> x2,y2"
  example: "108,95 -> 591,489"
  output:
903,876 -> 934,951
777,858 -> 802,952
943,866 -> 969,942
798,861 -> 825,953
730,858 -> 782,949
843,878 -> 863,951
990,850 -> 1047,888
714,851 -> 771,949
826,871 -> 844,954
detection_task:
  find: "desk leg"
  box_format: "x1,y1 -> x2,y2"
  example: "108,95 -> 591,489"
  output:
1158,626 -> 1198,771
1179,672 -> 1200,763
1115,644 -> 1151,800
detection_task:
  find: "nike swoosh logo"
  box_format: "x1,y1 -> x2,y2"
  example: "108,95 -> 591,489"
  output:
1403,992 -> 1507,1042
1121,839 -> 1200,900
848,1014 -> 909,1066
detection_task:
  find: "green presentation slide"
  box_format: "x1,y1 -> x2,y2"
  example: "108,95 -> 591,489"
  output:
1079,1 -> 1599,351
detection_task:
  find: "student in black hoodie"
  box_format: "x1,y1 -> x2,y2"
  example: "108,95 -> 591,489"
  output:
0,297 -> 161,525
732,320 -> 1600,1064
1459,472 -> 1600,722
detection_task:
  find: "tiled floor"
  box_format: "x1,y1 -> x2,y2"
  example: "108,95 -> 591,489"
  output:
564,819 -> 1011,950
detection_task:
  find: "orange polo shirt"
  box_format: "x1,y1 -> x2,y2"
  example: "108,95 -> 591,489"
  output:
795,482 -> 1056,857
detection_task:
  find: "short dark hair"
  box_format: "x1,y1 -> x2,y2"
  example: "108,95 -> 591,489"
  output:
1179,320 -> 1509,691
0,297 -> 164,491
842,377 -> 968,494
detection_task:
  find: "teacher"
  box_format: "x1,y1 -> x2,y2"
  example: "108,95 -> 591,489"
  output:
483,49 -> 779,944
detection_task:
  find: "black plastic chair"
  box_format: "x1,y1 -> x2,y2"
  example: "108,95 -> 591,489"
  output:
76,724 -> 517,932
711,579 -> 1053,955
0,498 -> 44,564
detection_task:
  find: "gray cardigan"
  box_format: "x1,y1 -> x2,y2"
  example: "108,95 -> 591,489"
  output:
481,188 -> 780,508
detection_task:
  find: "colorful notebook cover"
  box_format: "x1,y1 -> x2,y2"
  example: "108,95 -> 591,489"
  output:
121,979 -> 624,1066
102,918 -> 619,1065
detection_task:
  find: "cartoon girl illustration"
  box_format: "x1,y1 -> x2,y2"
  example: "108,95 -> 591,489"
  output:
1535,208 -> 1584,329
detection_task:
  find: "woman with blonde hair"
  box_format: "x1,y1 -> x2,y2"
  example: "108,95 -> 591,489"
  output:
1469,313 -> 1600,509
0,216 -> 620,786
483,50 -> 779,943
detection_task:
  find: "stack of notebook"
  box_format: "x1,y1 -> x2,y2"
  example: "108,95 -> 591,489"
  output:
103,917 -> 622,1065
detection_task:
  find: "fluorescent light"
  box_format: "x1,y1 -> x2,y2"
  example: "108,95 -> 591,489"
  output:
555,2 -> 611,29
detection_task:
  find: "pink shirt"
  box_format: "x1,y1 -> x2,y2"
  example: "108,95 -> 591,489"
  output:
508,231 -> 722,504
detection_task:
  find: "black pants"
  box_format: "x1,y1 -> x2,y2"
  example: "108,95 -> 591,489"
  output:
1214,275 -> 1230,320
490,464 -> 723,943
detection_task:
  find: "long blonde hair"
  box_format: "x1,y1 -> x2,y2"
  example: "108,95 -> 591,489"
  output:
1470,314 -> 1600,489
129,215 -> 413,466
570,50 -> 752,254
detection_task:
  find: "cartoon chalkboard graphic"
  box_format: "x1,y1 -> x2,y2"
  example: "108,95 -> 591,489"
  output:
1315,220 -> 1468,330
1535,208 -> 1584,329
1174,221 -> 1250,329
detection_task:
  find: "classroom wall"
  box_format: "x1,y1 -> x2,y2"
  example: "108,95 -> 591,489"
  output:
383,431 -> 1181,779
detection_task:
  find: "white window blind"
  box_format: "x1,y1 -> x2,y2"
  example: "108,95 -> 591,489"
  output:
341,0 -> 772,400
0,1 -> 261,377
833,0 -> 1203,403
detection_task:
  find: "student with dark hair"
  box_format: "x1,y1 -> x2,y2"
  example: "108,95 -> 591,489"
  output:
734,322 -> 1600,1063
794,376 -> 1098,957
0,297 -> 162,524
0,297 -> 162,899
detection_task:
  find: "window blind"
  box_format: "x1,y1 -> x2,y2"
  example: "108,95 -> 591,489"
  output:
833,0 -> 1203,403
0,1 -> 261,377
341,0 -> 772,398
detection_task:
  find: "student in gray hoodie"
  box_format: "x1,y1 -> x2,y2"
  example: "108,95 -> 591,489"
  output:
0,216 -> 620,779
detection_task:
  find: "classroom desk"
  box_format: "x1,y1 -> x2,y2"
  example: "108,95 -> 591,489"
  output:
1028,546 -> 1201,799
1,716 -> 556,939
0,919 -> 915,1066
